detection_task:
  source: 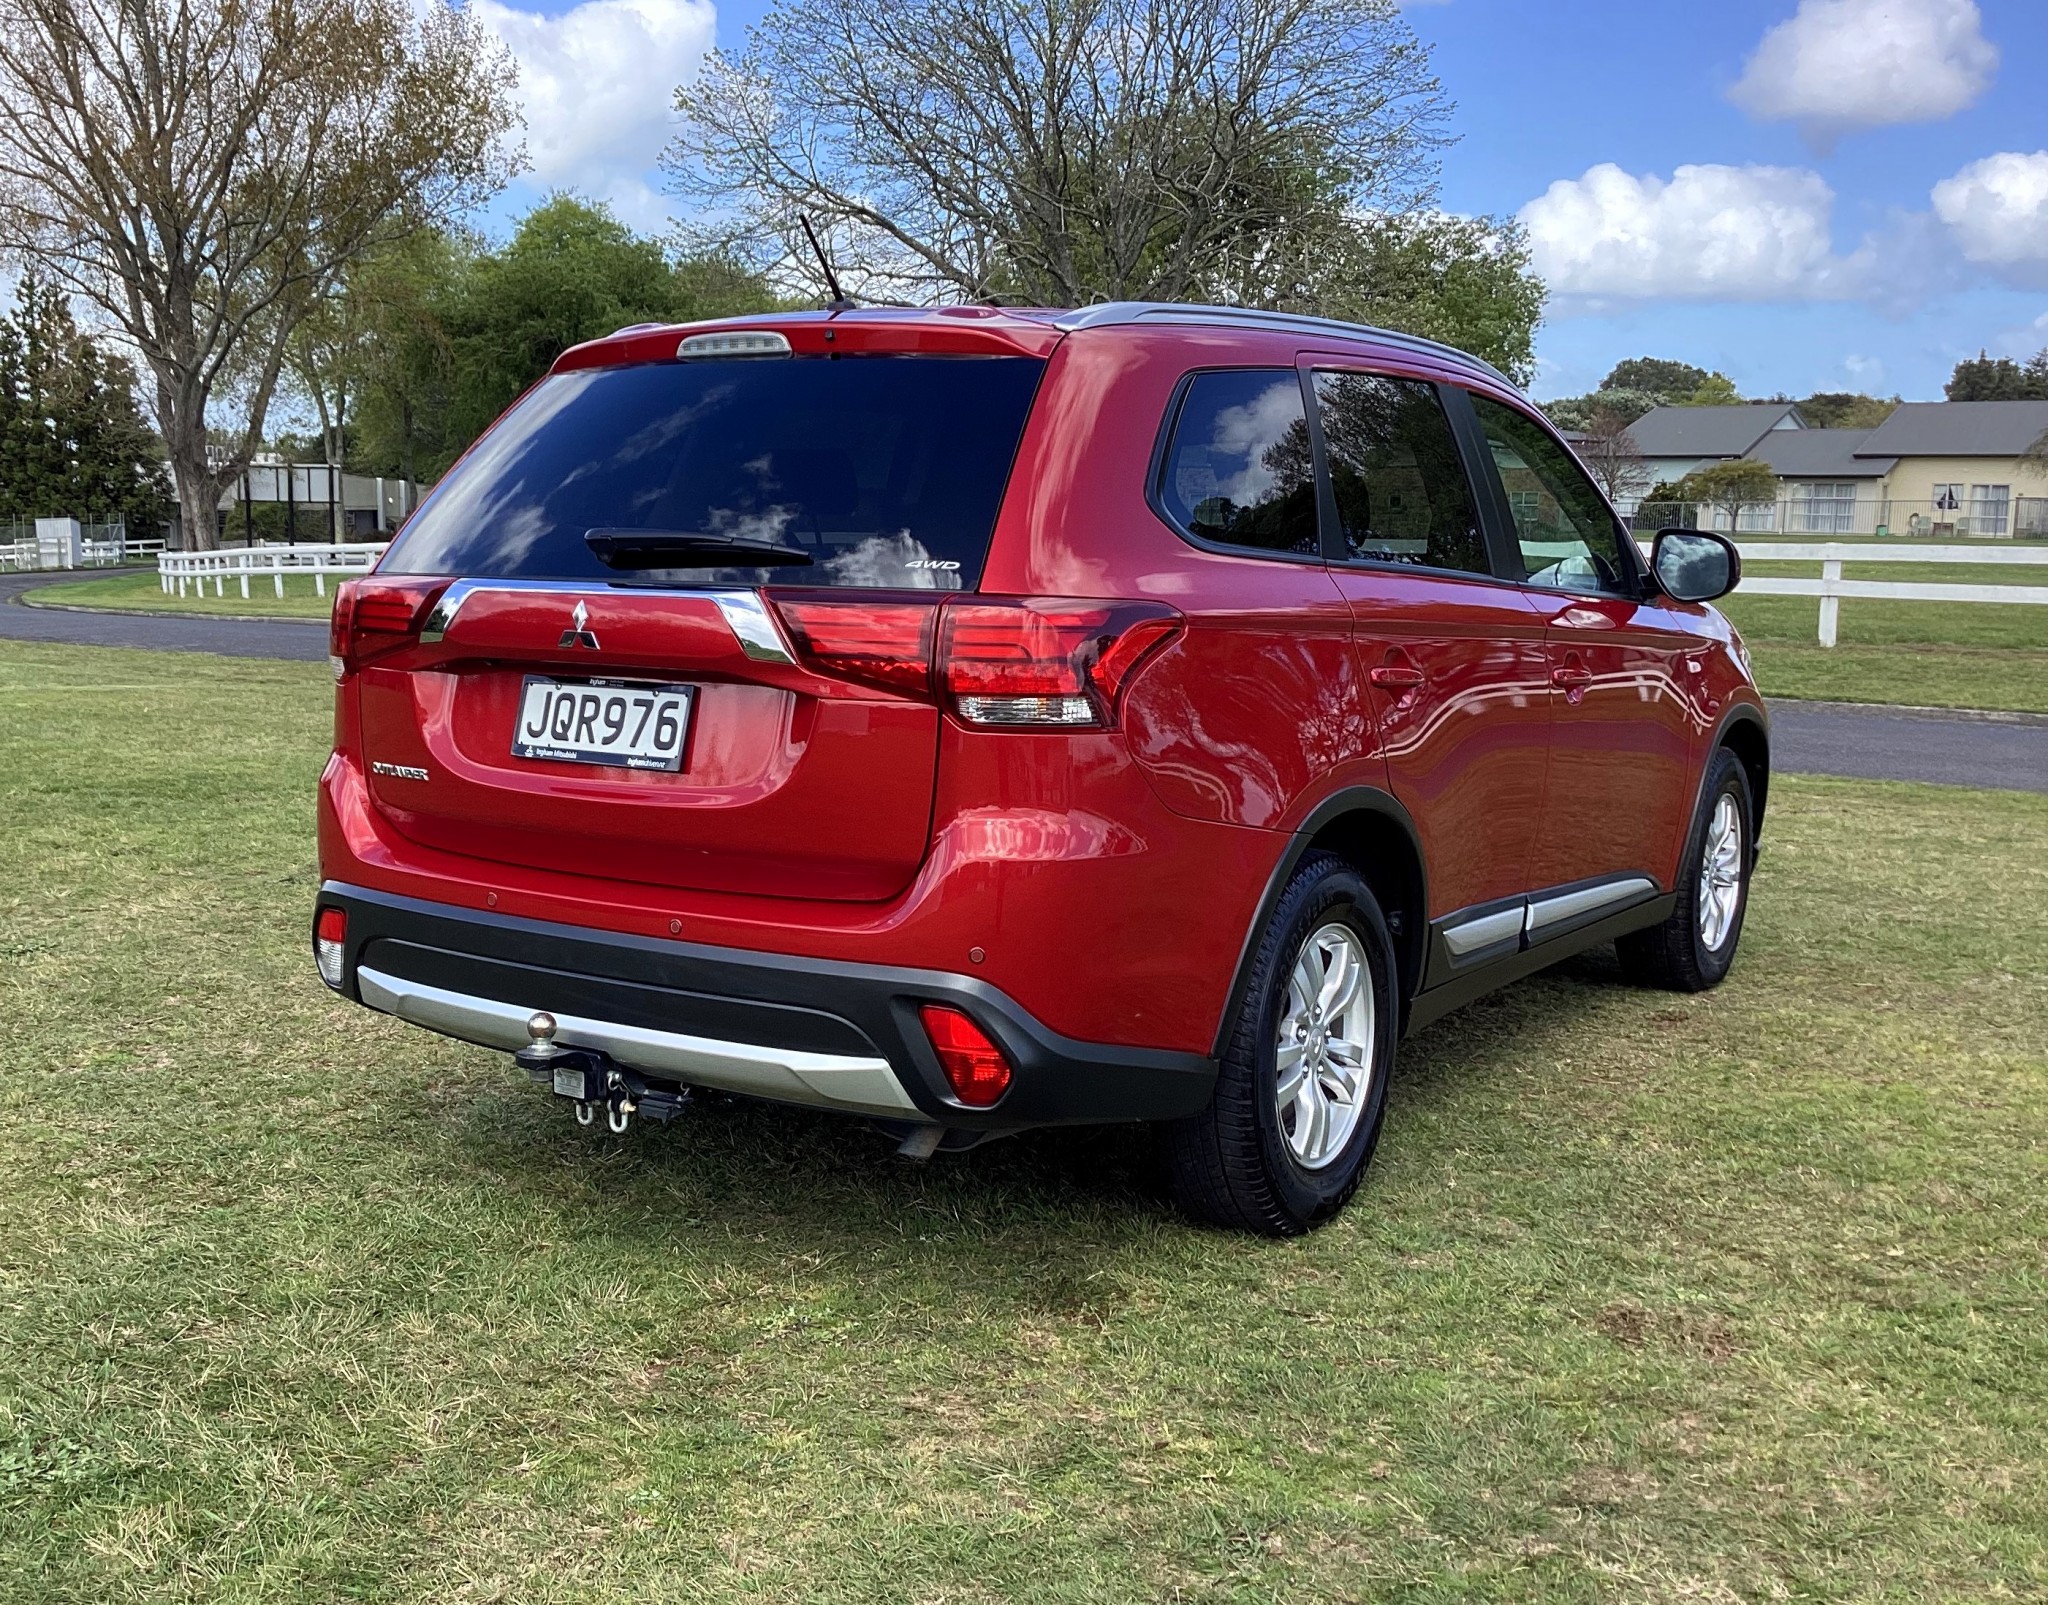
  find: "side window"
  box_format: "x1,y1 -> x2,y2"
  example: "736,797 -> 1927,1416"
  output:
1158,370 -> 1318,557
1313,371 -> 1489,575
1469,394 -> 1634,594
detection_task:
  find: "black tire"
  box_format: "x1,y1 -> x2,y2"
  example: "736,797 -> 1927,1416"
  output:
1616,746 -> 1755,992
1165,852 -> 1397,1236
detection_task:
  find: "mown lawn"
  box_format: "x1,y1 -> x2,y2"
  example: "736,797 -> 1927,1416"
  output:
24,568 -> 336,619
2,642 -> 2045,1603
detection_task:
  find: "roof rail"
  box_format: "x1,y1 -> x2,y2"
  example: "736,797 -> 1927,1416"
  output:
1051,302 -> 1517,389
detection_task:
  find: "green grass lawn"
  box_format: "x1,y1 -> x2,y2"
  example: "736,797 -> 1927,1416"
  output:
1,640 -> 2044,1602
24,567 -> 336,619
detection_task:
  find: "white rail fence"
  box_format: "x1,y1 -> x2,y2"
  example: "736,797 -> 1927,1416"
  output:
158,542 -> 389,600
1724,542 -> 2048,646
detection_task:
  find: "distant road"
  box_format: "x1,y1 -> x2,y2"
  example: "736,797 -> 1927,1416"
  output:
0,568 -> 327,662
6,569 -> 2046,794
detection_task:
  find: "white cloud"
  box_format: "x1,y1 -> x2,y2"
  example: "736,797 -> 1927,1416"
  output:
1729,0 -> 1996,138
1518,163 -> 1849,302
1931,151 -> 2048,273
474,0 -> 715,227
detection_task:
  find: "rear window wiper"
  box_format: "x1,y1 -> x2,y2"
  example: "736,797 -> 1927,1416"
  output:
584,529 -> 815,569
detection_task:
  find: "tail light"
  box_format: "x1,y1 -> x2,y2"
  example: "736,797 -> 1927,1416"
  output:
314,906 -> 347,989
771,597 -> 937,696
920,1004 -> 1012,1106
770,592 -> 1182,729
939,599 -> 1182,727
330,577 -> 449,677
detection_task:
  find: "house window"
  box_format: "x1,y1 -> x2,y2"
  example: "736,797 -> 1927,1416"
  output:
1791,481 -> 1857,534
1931,483 -> 1964,528
1968,483 -> 2011,537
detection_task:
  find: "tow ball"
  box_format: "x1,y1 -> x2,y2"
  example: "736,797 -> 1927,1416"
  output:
513,1012 -> 689,1133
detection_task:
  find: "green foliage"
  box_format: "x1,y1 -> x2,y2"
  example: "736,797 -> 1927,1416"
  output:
1945,348 -> 2048,402
0,272 -> 171,527
1675,459 -> 1777,514
1685,372 -> 1742,406
1795,391 -> 1898,429
1601,356 -> 1713,401
1542,387 -> 1660,432
350,196 -> 786,483
1322,213 -> 1545,387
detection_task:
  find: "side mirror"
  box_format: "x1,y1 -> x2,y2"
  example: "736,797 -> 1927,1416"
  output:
1650,528 -> 1740,603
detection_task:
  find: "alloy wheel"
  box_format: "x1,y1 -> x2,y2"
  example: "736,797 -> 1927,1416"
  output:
1697,792 -> 1745,952
1275,922 -> 1377,1171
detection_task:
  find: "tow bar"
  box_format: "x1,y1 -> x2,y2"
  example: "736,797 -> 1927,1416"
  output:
513,1011 -> 689,1133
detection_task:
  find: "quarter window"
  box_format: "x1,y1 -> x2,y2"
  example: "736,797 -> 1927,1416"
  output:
1158,370 -> 1319,557
1469,394 -> 1634,594
1312,372 -> 1489,575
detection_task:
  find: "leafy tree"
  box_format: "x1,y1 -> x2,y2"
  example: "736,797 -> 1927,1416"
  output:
1602,358 -> 1712,402
0,0 -> 519,547
1686,373 -> 1742,406
0,271 -> 171,526
1543,387 -> 1660,432
348,198 -> 784,485
666,0 -> 1541,379
1944,349 -> 2048,402
1674,460 -> 1778,530
1796,392 -> 1898,429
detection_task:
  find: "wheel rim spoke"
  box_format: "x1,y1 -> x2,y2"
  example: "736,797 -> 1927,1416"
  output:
1276,921 -> 1378,1170
1695,795 -> 1744,952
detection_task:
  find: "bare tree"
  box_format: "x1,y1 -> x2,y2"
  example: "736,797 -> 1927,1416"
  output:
0,0 -> 518,547
667,0 -> 1450,310
1576,408 -> 1651,509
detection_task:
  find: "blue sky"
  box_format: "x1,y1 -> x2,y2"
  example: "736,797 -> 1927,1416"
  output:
473,0 -> 2048,401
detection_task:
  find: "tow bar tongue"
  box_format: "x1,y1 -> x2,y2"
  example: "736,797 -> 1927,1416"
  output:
512,1011 -> 690,1133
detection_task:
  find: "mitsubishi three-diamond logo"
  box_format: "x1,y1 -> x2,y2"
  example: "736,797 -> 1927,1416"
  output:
559,598 -> 600,650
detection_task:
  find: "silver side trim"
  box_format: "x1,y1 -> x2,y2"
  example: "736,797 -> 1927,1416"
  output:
418,578 -> 793,664
1525,877 -> 1658,937
1442,905 -> 1524,957
356,966 -> 919,1117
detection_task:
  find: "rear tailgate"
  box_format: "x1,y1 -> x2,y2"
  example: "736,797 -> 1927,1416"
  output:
354,584 -> 937,902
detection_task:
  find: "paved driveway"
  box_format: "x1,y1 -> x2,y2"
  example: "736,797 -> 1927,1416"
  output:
6,570 -> 2047,793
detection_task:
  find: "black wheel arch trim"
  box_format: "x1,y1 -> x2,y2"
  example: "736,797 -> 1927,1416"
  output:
1707,700 -> 1771,848
1213,786 -> 1429,1058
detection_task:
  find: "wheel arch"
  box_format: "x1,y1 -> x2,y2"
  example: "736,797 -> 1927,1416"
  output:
1714,703 -> 1770,848
1214,788 -> 1430,1057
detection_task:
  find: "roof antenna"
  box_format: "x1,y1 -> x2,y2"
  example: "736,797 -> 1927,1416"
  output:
799,215 -> 855,313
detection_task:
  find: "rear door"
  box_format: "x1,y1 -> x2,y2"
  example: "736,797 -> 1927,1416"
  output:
1305,363 -> 1553,923
353,349 -> 1046,902
1462,393 -> 1706,896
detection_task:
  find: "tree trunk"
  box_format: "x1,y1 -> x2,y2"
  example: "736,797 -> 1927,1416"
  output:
171,455 -> 221,551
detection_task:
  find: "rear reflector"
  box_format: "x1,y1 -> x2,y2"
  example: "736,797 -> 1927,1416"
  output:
314,906 -> 347,989
919,1004 -> 1012,1107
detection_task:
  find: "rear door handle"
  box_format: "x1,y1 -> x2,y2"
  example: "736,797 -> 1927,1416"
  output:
1370,665 -> 1426,690
1550,666 -> 1592,688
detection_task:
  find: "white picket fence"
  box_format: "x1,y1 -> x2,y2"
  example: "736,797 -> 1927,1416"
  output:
158,542 -> 388,600
1727,542 -> 2048,647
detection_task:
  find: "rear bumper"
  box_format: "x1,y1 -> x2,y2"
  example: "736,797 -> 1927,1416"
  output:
319,882 -> 1217,1129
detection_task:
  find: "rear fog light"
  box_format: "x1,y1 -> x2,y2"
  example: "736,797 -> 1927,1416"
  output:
920,1004 -> 1013,1107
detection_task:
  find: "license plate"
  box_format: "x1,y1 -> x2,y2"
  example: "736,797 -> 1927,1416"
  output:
511,677 -> 694,771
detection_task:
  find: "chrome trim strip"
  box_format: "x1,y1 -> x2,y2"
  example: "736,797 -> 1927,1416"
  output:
417,578 -> 793,663
1441,905 -> 1524,958
1524,876 -> 1658,937
356,966 -> 920,1117
708,592 -> 796,663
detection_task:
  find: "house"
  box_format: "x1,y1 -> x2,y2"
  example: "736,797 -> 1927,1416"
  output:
1614,402 -> 1805,514
1742,429 -> 1896,535
1846,401 -> 2048,537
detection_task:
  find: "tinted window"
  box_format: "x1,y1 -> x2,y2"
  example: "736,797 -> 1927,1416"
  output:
1158,370 -> 1318,556
1469,394 -> 1634,594
1313,372 -> 1488,574
381,356 -> 1045,590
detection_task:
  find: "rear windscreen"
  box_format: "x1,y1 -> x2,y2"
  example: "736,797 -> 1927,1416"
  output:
381,355 -> 1046,590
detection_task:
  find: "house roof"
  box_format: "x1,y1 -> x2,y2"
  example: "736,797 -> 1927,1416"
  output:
1856,399 -> 2048,457
1623,403 -> 1803,459
1744,428 -> 1896,478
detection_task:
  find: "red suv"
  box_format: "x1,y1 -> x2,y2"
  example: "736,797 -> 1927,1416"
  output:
314,305 -> 1766,1235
